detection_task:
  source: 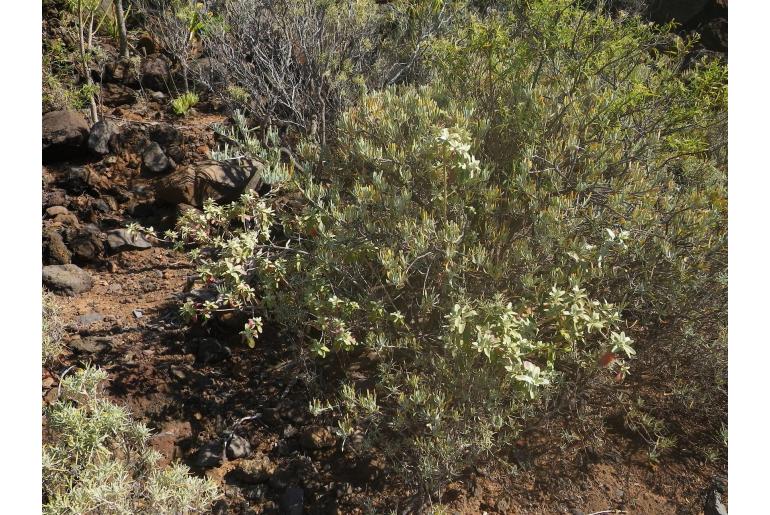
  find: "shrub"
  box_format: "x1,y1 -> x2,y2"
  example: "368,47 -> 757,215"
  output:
43,291 -> 65,365
195,0 -> 386,142
165,0 -> 726,494
43,366 -> 220,514
422,1 -> 727,462
171,90 -> 199,115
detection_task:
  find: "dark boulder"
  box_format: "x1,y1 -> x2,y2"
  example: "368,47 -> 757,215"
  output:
88,120 -> 113,155
43,110 -> 89,161
154,159 -> 263,207
141,54 -> 170,91
68,225 -> 104,263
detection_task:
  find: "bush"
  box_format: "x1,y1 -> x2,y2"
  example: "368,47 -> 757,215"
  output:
165,0 -> 726,494
43,366 -> 220,514
171,91 -> 199,115
43,291 -> 65,365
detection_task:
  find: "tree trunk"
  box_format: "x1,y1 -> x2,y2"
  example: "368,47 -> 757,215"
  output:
114,0 -> 129,59
77,0 -> 99,123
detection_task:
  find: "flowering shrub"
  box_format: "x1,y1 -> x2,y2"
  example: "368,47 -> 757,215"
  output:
164,0 -> 726,493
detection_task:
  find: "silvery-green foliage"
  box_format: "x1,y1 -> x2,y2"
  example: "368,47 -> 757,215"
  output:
43,366 -> 219,514
170,0 -> 726,492
43,291 -> 64,365
172,86 -> 634,492
211,110 -> 290,184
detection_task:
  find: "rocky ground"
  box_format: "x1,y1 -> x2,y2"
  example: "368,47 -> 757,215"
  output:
41,11 -> 728,513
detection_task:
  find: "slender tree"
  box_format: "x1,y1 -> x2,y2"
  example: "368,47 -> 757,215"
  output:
76,0 -> 99,122
114,0 -> 129,59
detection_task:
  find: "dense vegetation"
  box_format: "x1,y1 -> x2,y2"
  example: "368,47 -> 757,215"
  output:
44,0 -> 727,505
159,0 -> 727,495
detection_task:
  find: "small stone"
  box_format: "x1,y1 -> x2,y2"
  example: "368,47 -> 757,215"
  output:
106,228 -> 153,252
226,434 -> 251,460
46,206 -> 69,217
52,213 -> 80,227
43,264 -> 93,296
300,426 -> 336,450
150,90 -> 166,101
279,487 -> 304,515
108,283 -> 122,293
133,309 -> 144,319
76,312 -> 104,327
70,336 -> 112,354
143,141 -> 171,174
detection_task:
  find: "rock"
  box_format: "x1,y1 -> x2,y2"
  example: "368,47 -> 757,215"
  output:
149,124 -> 183,147
279,487 -> 304,515
226,434 -> 252,460
76,312 -> 104,327
92,198 -> 111,213
154,159 -> 264,207
46,206 -> 69,217
300,426 -> 336,450
64,167 -> 89,193
63,166 -> 109,194
149,90 -> 166,102
69,225 -> 104,262
43,264 -> 93,296
133,309 -> 143,318
52,213 -> 80,227
229,454 -> 276,484
42,110 -> 89,161
700,17 -> 728,53
195,440 -> 224,469
88,120 -> 113,155
195,337 -> 232,365
136,33 -> 158,55
104,58 -> 139,86
70,336 -> 112,353
101,83 -> 136,107
105,228 -> 153,252
44,230 -> 72,265
45,190 -> 67,208
143,141 -> 171,174
141,54 -> 169,91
